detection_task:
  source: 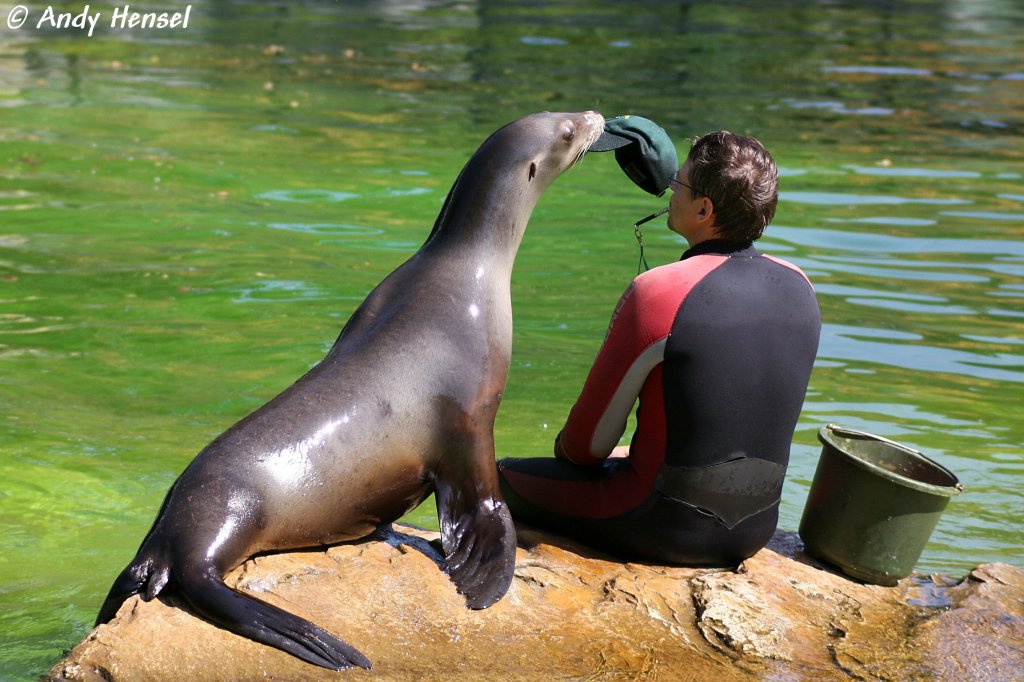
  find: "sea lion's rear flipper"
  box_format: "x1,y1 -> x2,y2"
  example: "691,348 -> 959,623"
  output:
96,487 -> 177,626
374,523 -> 446,569
434,455 -> 517,610
95,554 -> 170,625
177,566 -> 372,671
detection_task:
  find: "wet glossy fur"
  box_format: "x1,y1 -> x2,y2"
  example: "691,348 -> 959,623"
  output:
95,111 -> 604,670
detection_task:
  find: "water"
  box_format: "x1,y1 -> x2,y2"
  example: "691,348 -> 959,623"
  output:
2,1 -> 1022,678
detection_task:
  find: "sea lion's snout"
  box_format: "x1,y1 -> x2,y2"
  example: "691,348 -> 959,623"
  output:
578,110 -> 606,152
582,110 -> 604,130
557,112 -> 604,147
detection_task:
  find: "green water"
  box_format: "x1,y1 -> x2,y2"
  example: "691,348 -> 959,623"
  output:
2,1 -> 1022,678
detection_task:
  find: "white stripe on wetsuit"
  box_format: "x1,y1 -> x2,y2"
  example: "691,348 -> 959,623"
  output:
588,337 -> 667,457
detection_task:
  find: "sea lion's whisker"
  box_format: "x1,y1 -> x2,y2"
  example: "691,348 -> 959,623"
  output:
570,148 -> 587,169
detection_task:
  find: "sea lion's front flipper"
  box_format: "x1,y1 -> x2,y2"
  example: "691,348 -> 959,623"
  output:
434,450 -> 517,609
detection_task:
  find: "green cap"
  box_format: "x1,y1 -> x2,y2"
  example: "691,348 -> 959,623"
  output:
588,115 -> 678,196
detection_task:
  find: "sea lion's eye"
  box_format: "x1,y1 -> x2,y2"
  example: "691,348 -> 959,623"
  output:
529,162 -> 537,181
563,123 -> 576,143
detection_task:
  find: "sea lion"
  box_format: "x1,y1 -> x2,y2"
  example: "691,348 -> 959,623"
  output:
94,111 -> 605,671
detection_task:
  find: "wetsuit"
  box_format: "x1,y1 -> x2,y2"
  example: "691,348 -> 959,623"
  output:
498,240 -> 821,566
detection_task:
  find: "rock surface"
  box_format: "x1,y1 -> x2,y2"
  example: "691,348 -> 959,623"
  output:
50,525 -> 1024,681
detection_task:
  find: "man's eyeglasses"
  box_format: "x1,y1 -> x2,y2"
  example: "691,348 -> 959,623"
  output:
669,171 -> 703,196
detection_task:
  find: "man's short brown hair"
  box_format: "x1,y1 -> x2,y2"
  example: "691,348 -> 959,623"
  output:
685,132 -> 779,244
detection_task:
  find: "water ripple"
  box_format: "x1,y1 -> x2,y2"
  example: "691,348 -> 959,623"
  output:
826,217 -> 937,227
0,313 -> 70,334
777,99 -> 895,116
962,335 -> 1024,346
814,284 -> 974,314
256,189 -> 361,203
796,256 -> 990,283
779,192 -> 970,206
770,226 -> 1024,257
256,187 -> 432,203
232,280 -> 328,303
844,297 -> 975,315
266,223 -> 384,236
814,283 -> 946,302
520,36 -> 568,46
940,211 -> 1024,221
803,400 -> 981,429
820,324 -> 1024,383
822,65 -> 933,76
843,165 -> 981,179
342,240 -> 420,253
382,187 -> 431,198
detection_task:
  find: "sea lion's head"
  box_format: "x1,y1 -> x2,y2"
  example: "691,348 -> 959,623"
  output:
426,112 -> 605,243
515,110 -> 605,186
458,111 -> 605,200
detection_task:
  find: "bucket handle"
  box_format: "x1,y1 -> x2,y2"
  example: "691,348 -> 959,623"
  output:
824,424 -> 965,493
825,424 -> 923,455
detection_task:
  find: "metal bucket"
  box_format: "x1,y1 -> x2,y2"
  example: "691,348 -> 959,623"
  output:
799,424 -> 963,586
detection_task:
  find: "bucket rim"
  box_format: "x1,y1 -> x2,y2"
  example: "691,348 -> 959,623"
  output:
818,424 -> 964,497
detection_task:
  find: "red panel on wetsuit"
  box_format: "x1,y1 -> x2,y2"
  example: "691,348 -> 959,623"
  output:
558,255 -> 729,464
505,255 -> 729,520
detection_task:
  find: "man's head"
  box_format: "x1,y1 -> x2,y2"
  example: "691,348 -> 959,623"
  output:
668,131 -> 778,246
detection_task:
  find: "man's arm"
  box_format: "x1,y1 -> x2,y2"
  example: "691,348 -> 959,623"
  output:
555,276 -> 673,465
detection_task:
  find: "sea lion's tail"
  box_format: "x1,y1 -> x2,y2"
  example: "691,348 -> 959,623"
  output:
173,564 -> 372,671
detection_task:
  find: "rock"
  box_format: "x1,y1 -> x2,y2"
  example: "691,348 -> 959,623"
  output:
49,525 -> 1024,681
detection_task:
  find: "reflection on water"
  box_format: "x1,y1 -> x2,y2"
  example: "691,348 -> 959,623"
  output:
2,0 -> 1023,678
820,324 -> 1024,383
771,225 -> 1024,257
256,189 -> 362,203
844,165 -> 982,178
265,222 -> 384,236
944,209 -> 1024,220
232,279 -> 329,303
781,191 -> 971,206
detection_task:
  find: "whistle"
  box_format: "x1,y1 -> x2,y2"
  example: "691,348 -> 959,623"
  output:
634,206 -> 669,227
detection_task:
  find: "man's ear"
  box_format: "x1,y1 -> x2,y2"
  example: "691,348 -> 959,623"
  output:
697,197 -> 714,221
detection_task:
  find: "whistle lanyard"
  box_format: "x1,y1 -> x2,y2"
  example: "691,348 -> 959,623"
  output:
632,207 -> 668,275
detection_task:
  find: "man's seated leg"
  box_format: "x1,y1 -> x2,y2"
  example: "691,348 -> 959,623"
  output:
497,456 -> 777,567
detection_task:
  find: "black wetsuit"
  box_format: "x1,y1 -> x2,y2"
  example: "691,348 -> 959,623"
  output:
498,240 -> 821,565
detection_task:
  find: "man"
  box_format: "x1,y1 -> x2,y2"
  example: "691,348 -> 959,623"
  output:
497,131 -> 821,566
